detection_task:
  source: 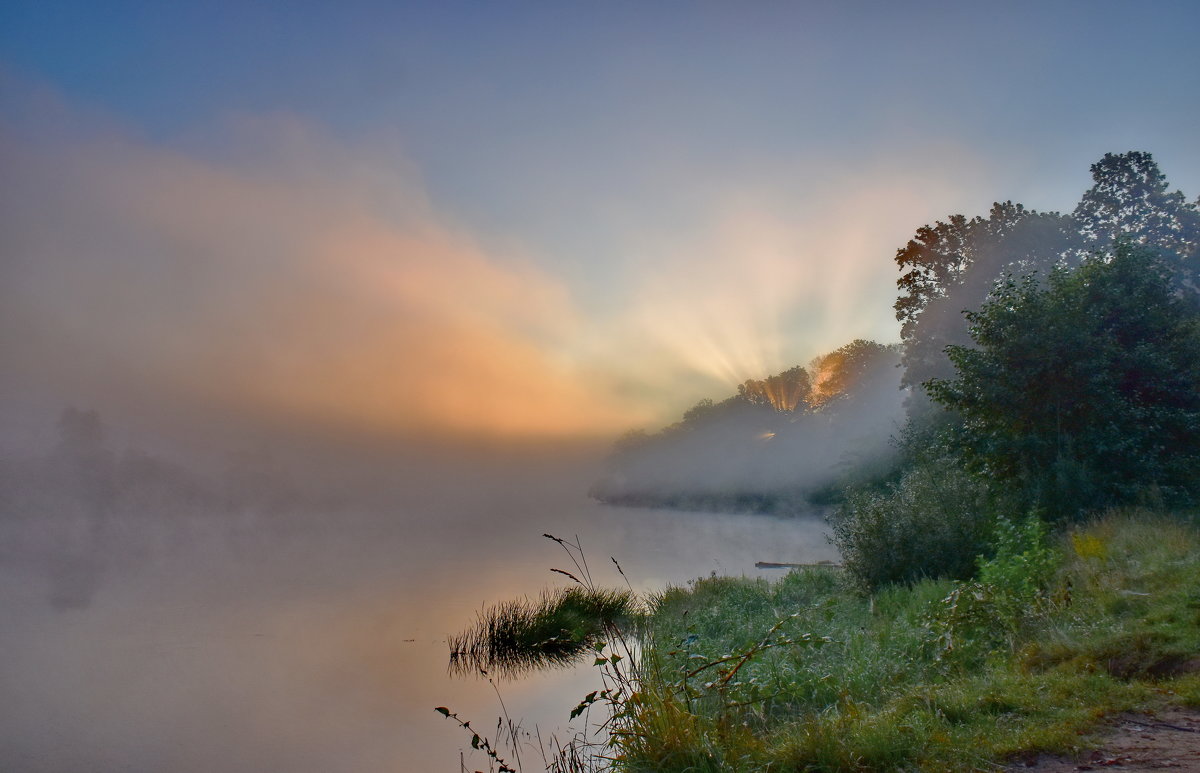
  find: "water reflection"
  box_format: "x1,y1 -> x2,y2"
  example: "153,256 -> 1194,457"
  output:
0,453 -> 835,771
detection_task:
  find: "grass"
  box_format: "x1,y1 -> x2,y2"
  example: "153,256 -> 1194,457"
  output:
448,585 -> 640,678
441,511 -> 1199,771
611,510 -> 1200,771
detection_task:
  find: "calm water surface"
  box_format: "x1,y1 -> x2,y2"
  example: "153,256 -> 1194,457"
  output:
0,453 -> 836,771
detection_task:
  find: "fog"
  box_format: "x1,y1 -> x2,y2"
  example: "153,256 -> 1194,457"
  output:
592,345 -> 906,509
0,100 -> 853,770
0,414 -> 836,771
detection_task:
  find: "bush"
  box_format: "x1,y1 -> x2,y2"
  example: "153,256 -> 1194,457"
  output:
926,514 -> 1061,664
830,457 -> 996,592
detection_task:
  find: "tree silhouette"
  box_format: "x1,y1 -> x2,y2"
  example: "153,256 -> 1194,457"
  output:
896,152 -> 1199,413
1073,151 -> 1200,291
894,203 -> 1075,397
50,407 -> 116,515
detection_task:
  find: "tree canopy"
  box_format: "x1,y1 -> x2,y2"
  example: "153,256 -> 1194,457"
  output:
926,243 -> 1200,516
895,152 -> 1200,406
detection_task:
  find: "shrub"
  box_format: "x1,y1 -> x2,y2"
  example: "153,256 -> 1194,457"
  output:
830,457 -> 995,592
927,514 -> 1060,663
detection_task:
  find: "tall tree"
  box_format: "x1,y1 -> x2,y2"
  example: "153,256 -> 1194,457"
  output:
926,243 -> 1200,516
894,203 -> 1075,395
896,153 -> 1199,412
1073,152 -> 1200,289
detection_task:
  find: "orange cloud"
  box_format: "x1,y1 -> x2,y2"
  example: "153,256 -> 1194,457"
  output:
0,117 -> 640,441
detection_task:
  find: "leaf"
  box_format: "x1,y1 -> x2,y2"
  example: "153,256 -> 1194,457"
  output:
434,706 -> 451,717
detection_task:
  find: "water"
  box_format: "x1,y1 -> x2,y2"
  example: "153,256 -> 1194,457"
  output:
0,452 -> 836,771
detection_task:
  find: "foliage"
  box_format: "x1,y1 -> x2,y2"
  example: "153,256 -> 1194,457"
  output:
926,243 -> 1200,517
893,202 -> 1077,397
829,453 -> 996,592
1073,151 -> 1200,286
433,706 -> 518,773
806,339 -> 898,409
976,514 -> 1057,615
925,514 -> 1060,663
895,152 -> 1199,415
448,534 -> 642,679
737,364 -> 812,413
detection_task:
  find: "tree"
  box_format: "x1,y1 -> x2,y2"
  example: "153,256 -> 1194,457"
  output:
50,407 -> 117,513
1073,152 -> 1200,292
894,203 -> 1076,397
736,365 -> 812,413
896,153 -> 1199,416
808,339 -> 899,409
926,243 -> 1200,516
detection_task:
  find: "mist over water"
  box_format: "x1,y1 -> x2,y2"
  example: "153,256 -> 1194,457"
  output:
0,439 -> 835,771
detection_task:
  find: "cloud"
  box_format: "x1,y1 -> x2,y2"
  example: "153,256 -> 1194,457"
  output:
0,110 -> 640,442
0,81 -> 999,444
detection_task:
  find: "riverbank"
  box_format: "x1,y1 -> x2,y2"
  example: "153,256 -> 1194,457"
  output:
613,511 -> 1200,771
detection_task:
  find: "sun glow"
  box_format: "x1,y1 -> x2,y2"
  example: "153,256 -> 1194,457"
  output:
809,360 -> 843,408
595,174 -> 948,417
1,118 -> 637,441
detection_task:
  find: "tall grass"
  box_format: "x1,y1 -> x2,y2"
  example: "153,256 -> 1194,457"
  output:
448,585 -> 639,677
616,510 -> 1200,771
442,512 -> 1200,771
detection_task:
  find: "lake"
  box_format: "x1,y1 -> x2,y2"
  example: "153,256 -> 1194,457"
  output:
0,451 -> 836,771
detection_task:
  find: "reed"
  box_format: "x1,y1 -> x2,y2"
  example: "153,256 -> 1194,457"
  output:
448,585 -> 640,678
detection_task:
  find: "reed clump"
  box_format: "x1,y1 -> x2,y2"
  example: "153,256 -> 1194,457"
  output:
449,585 -> 639,678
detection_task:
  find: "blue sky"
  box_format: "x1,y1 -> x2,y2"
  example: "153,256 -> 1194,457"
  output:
3,0 -> 1199,439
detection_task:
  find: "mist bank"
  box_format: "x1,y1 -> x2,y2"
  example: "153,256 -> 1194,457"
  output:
0,407 -> 609,564
591,341 -> 904,514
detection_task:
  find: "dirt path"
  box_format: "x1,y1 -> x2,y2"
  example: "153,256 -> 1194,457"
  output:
1006,708 -> 1200,771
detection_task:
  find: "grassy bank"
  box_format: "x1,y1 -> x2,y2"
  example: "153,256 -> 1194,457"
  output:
609,511 -> 1199,771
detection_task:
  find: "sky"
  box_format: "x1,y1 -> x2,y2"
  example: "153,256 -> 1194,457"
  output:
2,0 -> 1199,445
